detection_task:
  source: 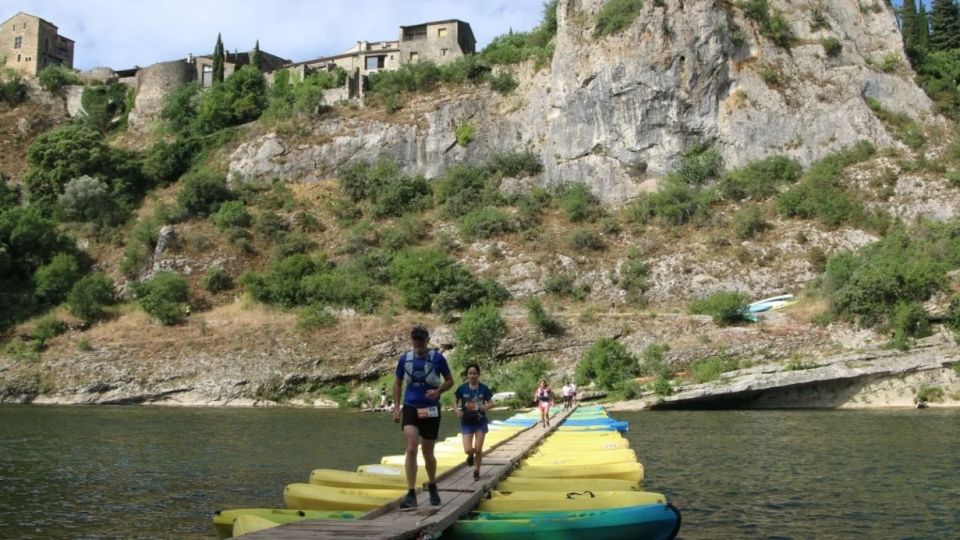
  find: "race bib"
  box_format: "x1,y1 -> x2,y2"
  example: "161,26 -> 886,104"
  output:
417,406 -> 439,419
465,401 -> 477,411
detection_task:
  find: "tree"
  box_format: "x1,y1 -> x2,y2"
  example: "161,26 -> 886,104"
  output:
918,2 -> 932,50
575,338 -> 639,390
33,252 -> 81,304
67,272 -> 115,321
23,124 -> 112,211
454,303 -> 507,364
251,40 -> 262,71
900,0 -> 919,52
212,33 -> 225,85
930,0 -> 960,51
59,175 -> 112,223
137,271 -> 189,325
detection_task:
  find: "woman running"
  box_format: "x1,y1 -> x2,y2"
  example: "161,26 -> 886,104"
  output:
534,379 -> 553,427
454,363 -> 493,481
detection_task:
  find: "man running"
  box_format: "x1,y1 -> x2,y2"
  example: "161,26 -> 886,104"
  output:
393,325 -> 453,509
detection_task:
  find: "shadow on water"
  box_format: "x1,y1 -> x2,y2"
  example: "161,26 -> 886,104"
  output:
0,406 -> 958,539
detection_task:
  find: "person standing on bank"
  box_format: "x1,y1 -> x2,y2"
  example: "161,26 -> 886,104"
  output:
454,363 -> 493,481
393,326 -> 453,509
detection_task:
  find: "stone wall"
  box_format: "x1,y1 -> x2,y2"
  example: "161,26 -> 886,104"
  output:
127,60 -> 196,132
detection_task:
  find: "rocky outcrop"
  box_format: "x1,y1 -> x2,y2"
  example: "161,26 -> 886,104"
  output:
78,67 -> 118,85
228,0 -> 934,203
609,339 -> 960,410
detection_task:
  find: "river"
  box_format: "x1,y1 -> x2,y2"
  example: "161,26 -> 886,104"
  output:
1,406 -> 957,539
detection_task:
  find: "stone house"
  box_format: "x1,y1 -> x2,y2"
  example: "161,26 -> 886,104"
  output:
0,11 -> 74,76
192,49 -> 290,88
286,19 -> 475,79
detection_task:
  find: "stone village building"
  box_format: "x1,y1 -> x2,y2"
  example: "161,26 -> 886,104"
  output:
0,11 -> 74,76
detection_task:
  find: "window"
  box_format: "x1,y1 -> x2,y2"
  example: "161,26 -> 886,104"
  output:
365,55 -> 385,70
17,54 -> 20,62
14,36 -> 22,49
441,48 -> 448,57
201,64 -> 213,88
438,28 -> 448,37
409,52 -> 419,62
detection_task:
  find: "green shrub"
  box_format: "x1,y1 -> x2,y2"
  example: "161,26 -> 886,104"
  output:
689,291 -> 751,325
23,124 -> 116,212
254,211 -> 290,240
890,301 -> 932,350
719,155 -> 802,201
567,228 -> 604,251
865,98 -> 925,150
486,150 -> 543,178
388,248 -> 501,313
136,271 -> 189,325
119,217 -> 161,278
455,303 -> 507,363
489,72 -> 519,94
777,141 -> 876,227
544,273 -> 589,301
58,175 -> 114,225
456,122 -> 475,146
302,268 -> 384,313
38,65 -> 81,92
948,297 -> 960,339
639,343 -> 671,377
161,83 -> 202,133
734,205 -> 769,239
822,223 -> 952,328
32,316 -> 68,350
176,170 -> 233,218
821,37 -> 842,57
33,253 -> 81,304
371,174 -> 432,218
212,200 -> 251,230
652,375 -> 673,396
620,249 -> 650,302
738,0 -> 794,48
674,145 -> 723,186
558,183 -> 601,222
458,206 -> 514,240
296,305 -> 337,331
435,165 -> 501,218
916,386 -> 944,403
381,216 -> 426,251
438,54 -> 492,84
626,179 -> 712,227
526,297 -> 564,336
142,137 -> 199,185
576,338 -> 639,390
0,69 -> 26,106
81,83 -> 131,132
690,355 -> 740,383
594,0 -> 645,37
243,254 -> 327,308
485,356 -> 552,408
193,66 -> 268,134
878,52 -> 900,73
338,221 -> 379,256
202,266 -> 233,293
272,232 -> 317,260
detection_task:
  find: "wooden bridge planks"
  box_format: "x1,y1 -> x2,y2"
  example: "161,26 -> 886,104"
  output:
239,407 -> 575,539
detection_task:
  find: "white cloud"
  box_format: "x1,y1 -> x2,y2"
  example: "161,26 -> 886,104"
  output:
10,0 -> 545,70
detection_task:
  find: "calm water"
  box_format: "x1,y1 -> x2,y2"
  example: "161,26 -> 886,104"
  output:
1,406 -> 958,539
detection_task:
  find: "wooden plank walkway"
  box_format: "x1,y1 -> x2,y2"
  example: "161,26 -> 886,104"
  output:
243,407 -> 576,539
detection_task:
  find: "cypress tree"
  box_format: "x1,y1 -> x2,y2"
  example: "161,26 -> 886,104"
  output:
213,33 -> 225,84
900,0 -> 919,51
251,40 -> 262,71
930,0 -> 960,51
918,2 -> 931,50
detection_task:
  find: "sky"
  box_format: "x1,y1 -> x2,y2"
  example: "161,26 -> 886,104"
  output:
8,1 -> 547,70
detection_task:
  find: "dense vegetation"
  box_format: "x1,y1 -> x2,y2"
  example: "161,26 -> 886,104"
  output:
900,0 -> 960,118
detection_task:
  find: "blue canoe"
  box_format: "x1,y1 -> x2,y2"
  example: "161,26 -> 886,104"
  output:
449,503 -> 682,540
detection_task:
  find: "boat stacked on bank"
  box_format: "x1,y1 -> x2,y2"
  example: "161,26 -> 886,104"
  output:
213,406 -> 680,539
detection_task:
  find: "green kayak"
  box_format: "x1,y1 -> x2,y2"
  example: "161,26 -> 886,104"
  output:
448,503 -> 681,540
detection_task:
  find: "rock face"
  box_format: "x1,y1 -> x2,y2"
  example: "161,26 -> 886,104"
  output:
228,0 -> 934,203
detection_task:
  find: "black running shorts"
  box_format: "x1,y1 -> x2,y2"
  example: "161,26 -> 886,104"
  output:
401,404 -> 441,440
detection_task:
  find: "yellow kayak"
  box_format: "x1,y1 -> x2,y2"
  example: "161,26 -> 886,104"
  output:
212,509 -> 363,539
523,449 -> 637,465
511,461 -> 644,483
356,464 -> 453,477
232,515 -> 280,537
309,469 -> 409,489
496,476 -> 642,492
283,483 -> 404,511
479,490 -> 666,512
537,440 -> 631,450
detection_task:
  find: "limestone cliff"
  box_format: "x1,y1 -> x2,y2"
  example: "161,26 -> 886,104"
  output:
228,0 -> 934,202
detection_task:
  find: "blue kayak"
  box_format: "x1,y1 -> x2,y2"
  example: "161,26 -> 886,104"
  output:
450,503 -> 682,540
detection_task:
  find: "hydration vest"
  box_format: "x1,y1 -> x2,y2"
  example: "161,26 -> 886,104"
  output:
402,349 -> 442,388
